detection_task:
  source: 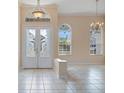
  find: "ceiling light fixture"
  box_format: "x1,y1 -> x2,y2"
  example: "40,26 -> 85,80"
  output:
32,0 -> 45,18
90,0 -> 104,30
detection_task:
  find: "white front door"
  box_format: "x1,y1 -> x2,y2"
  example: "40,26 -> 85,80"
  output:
23,27 -> 53,68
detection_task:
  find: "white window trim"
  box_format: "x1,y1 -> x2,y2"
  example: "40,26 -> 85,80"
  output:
89,29 -> 104,56
58,24 -> 72,56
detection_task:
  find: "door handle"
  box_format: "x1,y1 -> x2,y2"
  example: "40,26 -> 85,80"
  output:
35,48 -> 38,54
37,48 -> 38,54
33,41 -> 38,54
34,47 -> 38,54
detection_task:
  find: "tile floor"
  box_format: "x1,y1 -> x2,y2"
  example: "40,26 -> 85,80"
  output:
19,65 -> 105,93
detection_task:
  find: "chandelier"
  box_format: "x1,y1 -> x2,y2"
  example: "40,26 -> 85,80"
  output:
90,0 -> 104,30
32,0 -> 45,18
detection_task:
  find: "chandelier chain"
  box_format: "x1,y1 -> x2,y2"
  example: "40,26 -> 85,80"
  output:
90,0 -> 104,30
96,0 -> 98,18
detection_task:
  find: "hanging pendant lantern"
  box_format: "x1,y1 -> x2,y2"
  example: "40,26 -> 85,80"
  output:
32,0 -> 45,18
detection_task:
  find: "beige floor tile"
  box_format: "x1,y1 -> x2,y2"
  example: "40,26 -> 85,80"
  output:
71,89 -> 89,93
31,84 -> 44,89
18,90 -> 30,93
44,84 -> 71,90
18,84 -> 31,89
19,65 -> 105,93
45,89 -> 73,93
87,89 -> 103,93
31,89 -> 45,93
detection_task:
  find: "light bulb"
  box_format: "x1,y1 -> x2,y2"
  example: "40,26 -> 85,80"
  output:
90,22 -> 94,27
102,22 -> 104,25
32,10 -> 45,18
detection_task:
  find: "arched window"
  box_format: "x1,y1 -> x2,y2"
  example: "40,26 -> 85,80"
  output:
58,24 -> 72,55
90,27 -> 103,55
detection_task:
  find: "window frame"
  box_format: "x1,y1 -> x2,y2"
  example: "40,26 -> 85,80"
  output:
58,24 -> 72,55
89,28 -> 104,56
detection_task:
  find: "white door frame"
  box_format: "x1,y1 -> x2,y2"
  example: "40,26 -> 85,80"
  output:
22,26 -> 53,68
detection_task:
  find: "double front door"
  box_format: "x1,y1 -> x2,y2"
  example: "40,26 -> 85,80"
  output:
23,27 -> 52,68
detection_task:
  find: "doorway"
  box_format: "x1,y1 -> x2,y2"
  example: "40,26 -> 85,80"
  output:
23,27 -> 53,68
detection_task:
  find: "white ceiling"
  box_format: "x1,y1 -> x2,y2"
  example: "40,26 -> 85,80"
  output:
20,0 -> 105,15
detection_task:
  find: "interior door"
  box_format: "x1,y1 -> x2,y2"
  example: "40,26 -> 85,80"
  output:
37,28 -> 52,68
23,28 -> 37,68
23,27 -> 52,68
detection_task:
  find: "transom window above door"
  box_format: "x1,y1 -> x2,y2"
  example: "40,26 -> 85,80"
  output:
58,24 -> 72,55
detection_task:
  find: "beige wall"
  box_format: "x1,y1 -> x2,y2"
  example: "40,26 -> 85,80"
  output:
19,4 -> 105,67
57,16 -> 105,64
19,4 -> 58,67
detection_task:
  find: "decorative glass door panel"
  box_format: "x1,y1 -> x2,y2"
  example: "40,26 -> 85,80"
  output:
40,29 -> 49,57
23,27 -> 52,68
26,29 -> 36,57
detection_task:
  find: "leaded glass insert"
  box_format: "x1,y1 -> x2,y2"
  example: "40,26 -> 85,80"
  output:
40,29 -> 49,57
26,29 -> 36,57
